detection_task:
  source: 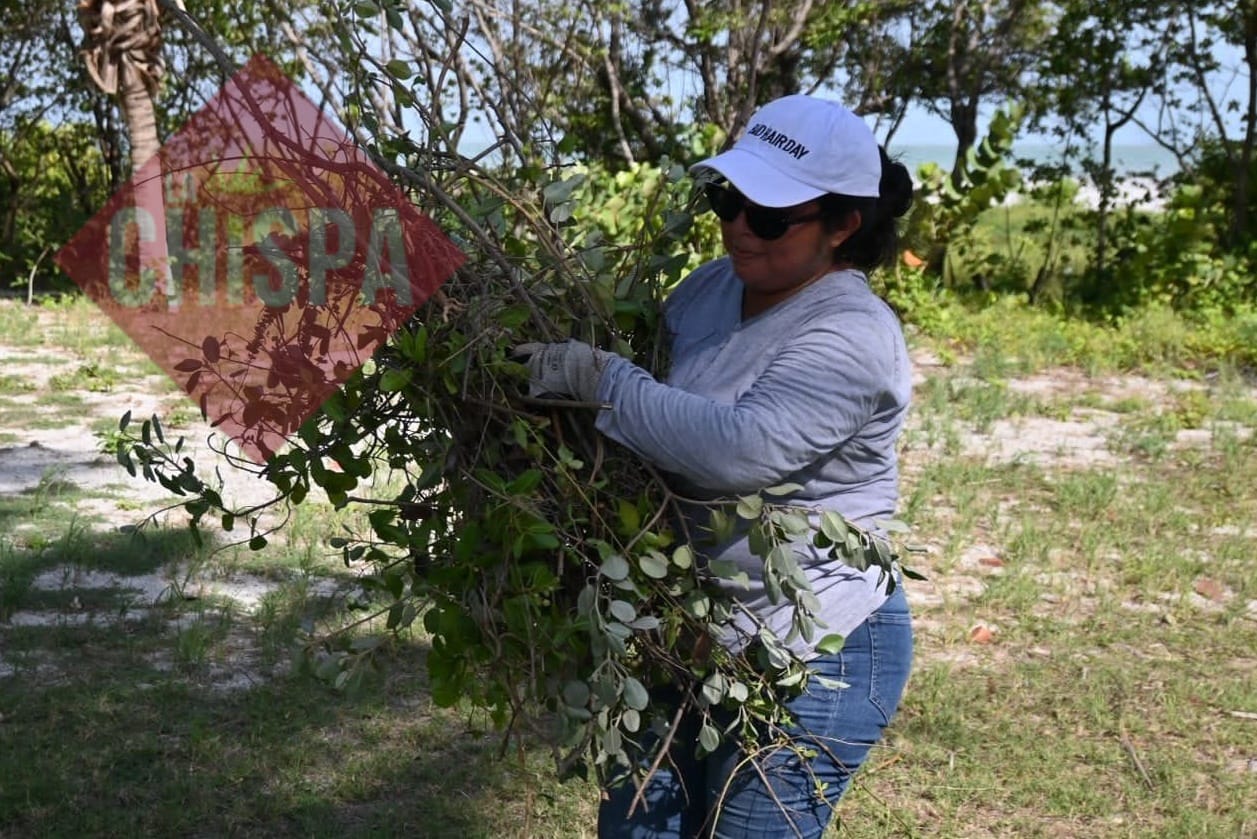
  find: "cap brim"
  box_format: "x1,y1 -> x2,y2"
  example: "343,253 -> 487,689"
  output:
689,147 -> 825,208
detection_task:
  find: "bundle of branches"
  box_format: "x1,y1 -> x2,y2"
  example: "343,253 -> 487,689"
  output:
113,3 -> 908,791
119,159 -> 905,787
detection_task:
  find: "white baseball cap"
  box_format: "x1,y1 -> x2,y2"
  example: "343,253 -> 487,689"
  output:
690,94 -> 881,207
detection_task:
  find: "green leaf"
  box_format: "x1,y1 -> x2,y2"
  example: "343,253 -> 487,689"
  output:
384,59 -> 413,80
621,708 -> 640,732
507,469 -> 543,494
820,510 -> 849,543
119,410 -> 131,432
249,535 -> 267,550
684,591 -> 710,618
600,554 -> 630,581
200,335 -> 220,364
872,537 -> 893,568
602,726 -> 622,757
815,633 -> 846,655
576,584 -> 597,616
400,326 -> 428,362
763,567 -> 783,604
775,510 -> 810,536
763,482 -> 805,496
671,545 -> 694,569
382,570 -> 404,600
379,368 -> 411,392
779,549 -> 810,589
698,724 -> 720,754
605,622 -> 632,641
549,202 -> 575,224
622,676 -> 649,711
776,669 -> 806,688
709,509 -> 734,543
496,304 -> 531,330
617,499 -> 640,533
757,631 -> 792,670
812,675 -> 849,691
542,174 -> 586,206
747,524 -> 769,558
562,680 -> 590,709
874,518 -> 911,534
608,600 -> 636,623
798,591 -> 822,615
709,560 -> 750,588
845,532 -> 867,569
701,672 -> 726,705
638,551 -> 669,579
735,494 -> 763,519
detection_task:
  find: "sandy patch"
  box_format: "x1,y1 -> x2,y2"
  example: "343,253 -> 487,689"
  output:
960,414 -> 1119,467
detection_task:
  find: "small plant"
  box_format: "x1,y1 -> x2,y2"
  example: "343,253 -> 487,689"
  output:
0,374 -> 36,394
1107,411 -> 1183,460
903,104 -> 1025,283
48,362 -> 120,393
173,614 -> 227,669
95,426 -> 128,456
0,540 -> 36,622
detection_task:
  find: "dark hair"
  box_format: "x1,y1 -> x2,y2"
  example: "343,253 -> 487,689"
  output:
818,147 -> 914,274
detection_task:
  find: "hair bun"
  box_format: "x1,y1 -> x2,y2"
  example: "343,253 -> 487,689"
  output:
878,149 -> 914,219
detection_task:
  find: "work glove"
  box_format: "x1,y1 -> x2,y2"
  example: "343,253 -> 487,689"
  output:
513,340 -> 612,403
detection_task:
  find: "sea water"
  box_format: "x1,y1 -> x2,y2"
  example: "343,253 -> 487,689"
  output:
892,143 -> 1180,177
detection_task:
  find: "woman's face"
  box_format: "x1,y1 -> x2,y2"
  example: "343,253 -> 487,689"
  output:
720,196 -> 857,306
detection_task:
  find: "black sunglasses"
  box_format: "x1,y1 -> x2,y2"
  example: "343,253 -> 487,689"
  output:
702,183 -> 824,241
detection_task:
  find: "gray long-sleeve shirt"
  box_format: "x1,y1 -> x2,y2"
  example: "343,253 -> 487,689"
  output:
594,257 -> 912,656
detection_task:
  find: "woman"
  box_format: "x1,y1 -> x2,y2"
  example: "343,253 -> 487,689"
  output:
520,94 -> 915,838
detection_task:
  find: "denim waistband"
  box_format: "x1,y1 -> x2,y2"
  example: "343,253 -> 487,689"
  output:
874,577 -> 911,617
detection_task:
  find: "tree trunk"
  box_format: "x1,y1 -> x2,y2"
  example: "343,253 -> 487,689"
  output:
78,0 -> 173,306
1231,4 -> 1257,247
120,65 -> 171,304
950,99 -> 979,187
121,68 -> 160,173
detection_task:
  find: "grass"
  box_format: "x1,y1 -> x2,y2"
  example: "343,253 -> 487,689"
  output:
0,374 -> 37,394
0,294 -> 132,352
2,297 -> 1256,837
913,293 -> 1257,378
0,643 -> 599,837
47,361 -> 122,393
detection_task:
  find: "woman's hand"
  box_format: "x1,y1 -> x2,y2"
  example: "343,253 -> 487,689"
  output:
513,340 -> 611,403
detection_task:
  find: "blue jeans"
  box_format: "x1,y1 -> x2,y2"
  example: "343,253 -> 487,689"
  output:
598,585 -> 913,839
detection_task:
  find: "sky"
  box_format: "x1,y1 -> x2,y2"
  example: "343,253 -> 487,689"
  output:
885,41 -> 1248,152
414,29 -> 1247,177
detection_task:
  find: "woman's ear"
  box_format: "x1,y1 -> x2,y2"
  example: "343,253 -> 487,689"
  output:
827,211 -> 862,249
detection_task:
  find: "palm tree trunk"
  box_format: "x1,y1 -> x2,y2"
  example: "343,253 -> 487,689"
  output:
123,71 -> 171,305
121,68 -> 161,173
79,0 -> 172,307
